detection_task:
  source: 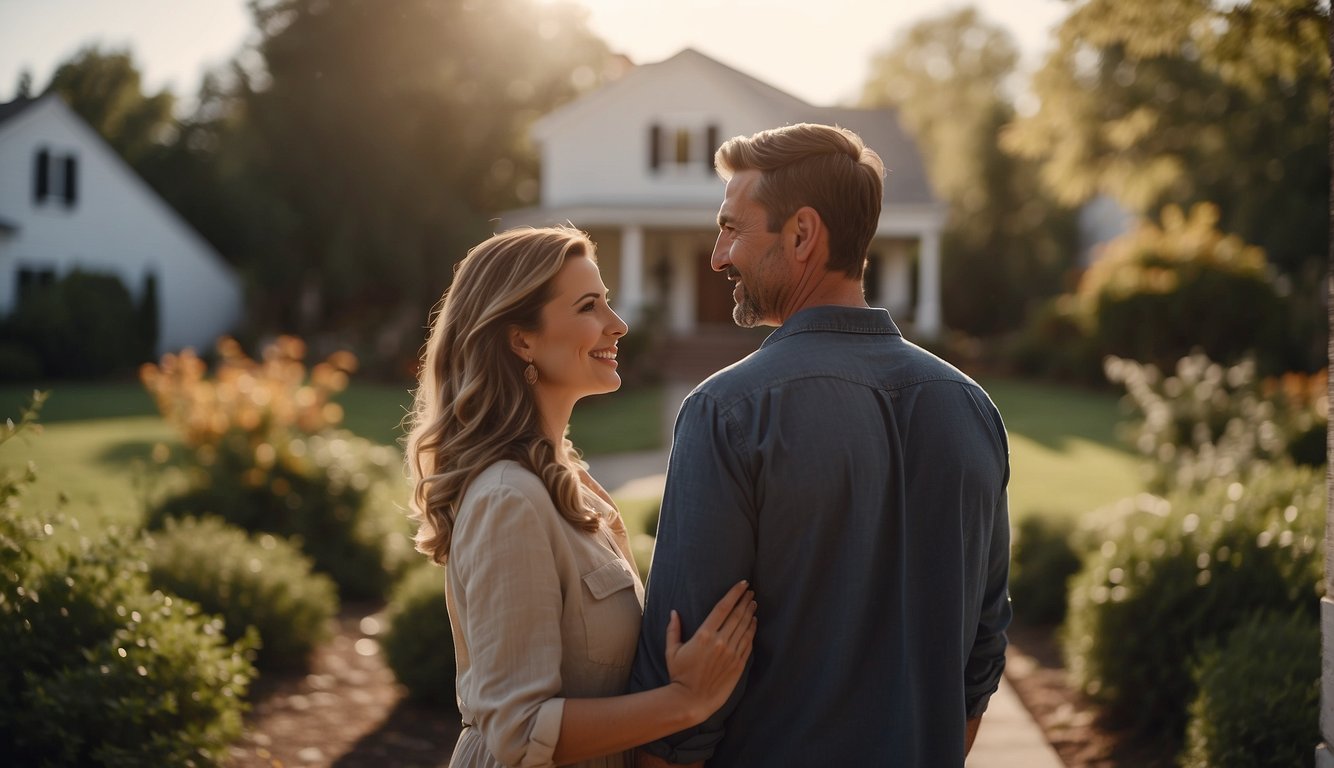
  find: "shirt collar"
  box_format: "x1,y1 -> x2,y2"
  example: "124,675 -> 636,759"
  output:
760,305 -> 902,349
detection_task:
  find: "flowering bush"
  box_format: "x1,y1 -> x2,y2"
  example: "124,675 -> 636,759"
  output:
1063,464 -> 1323,745
142,337 -> 413,599
1105,352 -> 1326,493
140,335 -> 356,450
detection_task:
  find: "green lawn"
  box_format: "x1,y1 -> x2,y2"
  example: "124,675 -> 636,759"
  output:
2,377 -> 1134,535
0,380 -> 664,528
982,377 -> 1143,525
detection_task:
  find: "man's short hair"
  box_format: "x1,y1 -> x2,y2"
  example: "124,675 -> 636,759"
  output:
714,123 -> 885,279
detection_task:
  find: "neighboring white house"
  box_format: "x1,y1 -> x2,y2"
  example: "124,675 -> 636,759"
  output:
500,48 -> 947,340
0,94 -> 242,355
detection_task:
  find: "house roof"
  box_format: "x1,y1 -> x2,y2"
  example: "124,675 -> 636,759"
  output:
533,48 -> 939,208
0,97 -> 39,128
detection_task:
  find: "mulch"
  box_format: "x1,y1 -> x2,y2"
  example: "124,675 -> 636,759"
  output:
226,602 -> 461,768
228,609 -> 1172,768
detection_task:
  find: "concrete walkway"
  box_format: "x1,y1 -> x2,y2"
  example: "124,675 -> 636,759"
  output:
584,383 -> 1066,768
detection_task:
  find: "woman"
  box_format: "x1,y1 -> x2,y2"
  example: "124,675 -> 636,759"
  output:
405,226 -> 756,768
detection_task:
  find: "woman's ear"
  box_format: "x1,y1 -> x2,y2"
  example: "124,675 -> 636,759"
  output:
508,325 -> 533,362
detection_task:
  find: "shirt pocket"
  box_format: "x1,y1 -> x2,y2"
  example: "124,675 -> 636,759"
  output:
580,558 -> 640,667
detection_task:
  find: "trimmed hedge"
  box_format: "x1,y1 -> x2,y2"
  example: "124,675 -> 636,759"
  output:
145,516 -> 339,671
1,269 -> 154,378
381,564 -> 457,709
1063,463 -> 1323,744
1180,611 -> 1320,768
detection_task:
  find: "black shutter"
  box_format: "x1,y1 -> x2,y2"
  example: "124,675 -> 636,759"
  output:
63,156 -> 78,206
649,123 -> 661,171
705,124 -> 720,172
34,148 -> 49,203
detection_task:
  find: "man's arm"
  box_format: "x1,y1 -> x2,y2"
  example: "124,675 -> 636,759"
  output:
964,715 -> 982,756
629,391 -> 758,765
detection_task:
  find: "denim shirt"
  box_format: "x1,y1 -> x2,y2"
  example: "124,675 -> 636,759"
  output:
629,306 -> 1011,767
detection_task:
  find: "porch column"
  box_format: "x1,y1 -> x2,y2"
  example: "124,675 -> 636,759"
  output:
669,240 -> 696,334
618,225 -> 645,325
915,230 -> 942,339
881,242 -> 912,319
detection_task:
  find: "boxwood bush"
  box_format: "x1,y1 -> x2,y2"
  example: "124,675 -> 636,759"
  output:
145,516 -> 339,671
149,430 -> 414,599
1009,515 -> 1081,626
1063,463 -> 1323,744
381,564 -> 457,709
0,514 -> 256,767
1180,611 -> 1320,768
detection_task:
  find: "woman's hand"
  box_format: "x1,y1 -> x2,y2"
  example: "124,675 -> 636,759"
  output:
663,580 -> 757,724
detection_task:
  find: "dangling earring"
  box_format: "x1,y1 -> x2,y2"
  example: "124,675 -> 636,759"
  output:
524,361 -> 538,386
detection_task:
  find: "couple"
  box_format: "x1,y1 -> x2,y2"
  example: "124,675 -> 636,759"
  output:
405,123 -> 1012,767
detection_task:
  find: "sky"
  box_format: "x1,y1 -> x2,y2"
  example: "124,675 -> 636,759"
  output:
0,0 -> 1069,108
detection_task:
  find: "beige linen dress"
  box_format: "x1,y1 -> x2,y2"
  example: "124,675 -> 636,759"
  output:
445,460 -> 645,768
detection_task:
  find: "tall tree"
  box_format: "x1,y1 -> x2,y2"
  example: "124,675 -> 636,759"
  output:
862,8 -> 1077,336
1004,0 -> 1329,277
43,46 -> 177,167
240,0 -> 614,339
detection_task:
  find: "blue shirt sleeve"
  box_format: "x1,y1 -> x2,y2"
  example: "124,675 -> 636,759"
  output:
629,391 -> 757,764
963,393 -> 1013,718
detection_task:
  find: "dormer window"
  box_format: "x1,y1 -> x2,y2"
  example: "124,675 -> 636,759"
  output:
649,121 -> 721,174
33,147 -> 78,208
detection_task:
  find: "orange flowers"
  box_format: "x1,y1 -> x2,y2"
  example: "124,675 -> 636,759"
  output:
140,336 -> 359,452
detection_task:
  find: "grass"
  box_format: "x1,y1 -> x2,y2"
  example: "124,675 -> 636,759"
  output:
0,380 -> 664,529
2,376 -> 1133,538
981,377 -> 1142,525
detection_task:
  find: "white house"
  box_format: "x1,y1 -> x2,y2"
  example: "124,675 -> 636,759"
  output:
0,94 -> 242,356
501,48 -> 946,344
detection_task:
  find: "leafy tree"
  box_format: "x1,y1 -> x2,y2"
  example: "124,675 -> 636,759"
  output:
43,46 -> 177,167
239,0 -> 614,347
861,8 -> 1078,336
1004,0 -> 1329,277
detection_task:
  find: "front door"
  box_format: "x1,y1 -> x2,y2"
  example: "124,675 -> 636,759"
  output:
694,248 -> 734,325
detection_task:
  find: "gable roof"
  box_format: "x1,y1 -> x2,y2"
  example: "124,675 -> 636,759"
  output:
534,48 -> 938,207
0,97 -> 39,128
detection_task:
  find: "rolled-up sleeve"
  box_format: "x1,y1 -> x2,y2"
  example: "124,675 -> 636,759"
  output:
629,392 -> 757,764
963,401 -> 1013,719
452,484 -> 566,767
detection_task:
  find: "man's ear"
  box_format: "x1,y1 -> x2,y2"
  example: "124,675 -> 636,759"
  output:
790,206 -> 823,263
508,325 -> 534,362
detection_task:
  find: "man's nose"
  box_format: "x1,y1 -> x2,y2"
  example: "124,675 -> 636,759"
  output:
710,235 -> 728,273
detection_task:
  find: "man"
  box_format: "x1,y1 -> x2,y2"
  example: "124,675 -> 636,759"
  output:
629,123 -> 1011,766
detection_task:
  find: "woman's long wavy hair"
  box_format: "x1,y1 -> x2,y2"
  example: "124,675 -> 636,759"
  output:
406,226 -> 601,565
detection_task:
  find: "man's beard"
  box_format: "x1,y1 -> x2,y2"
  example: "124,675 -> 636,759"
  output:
732,241 -> 782,328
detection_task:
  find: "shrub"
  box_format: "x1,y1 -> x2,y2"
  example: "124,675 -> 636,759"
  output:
1180,611 -> 1320,768
142,337 -> 415,598
1076,204 -> 1284,373
0,404 -> 256,767
1009,515 -> 1081,626
1063,463 -> 1323,745
1004,296 -> 1104,385
0,341 -> 42,382
381,564 -> 457,709
145,516 -> 339,671
3,269 -> 151,377
1106,353 -> 1327,493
